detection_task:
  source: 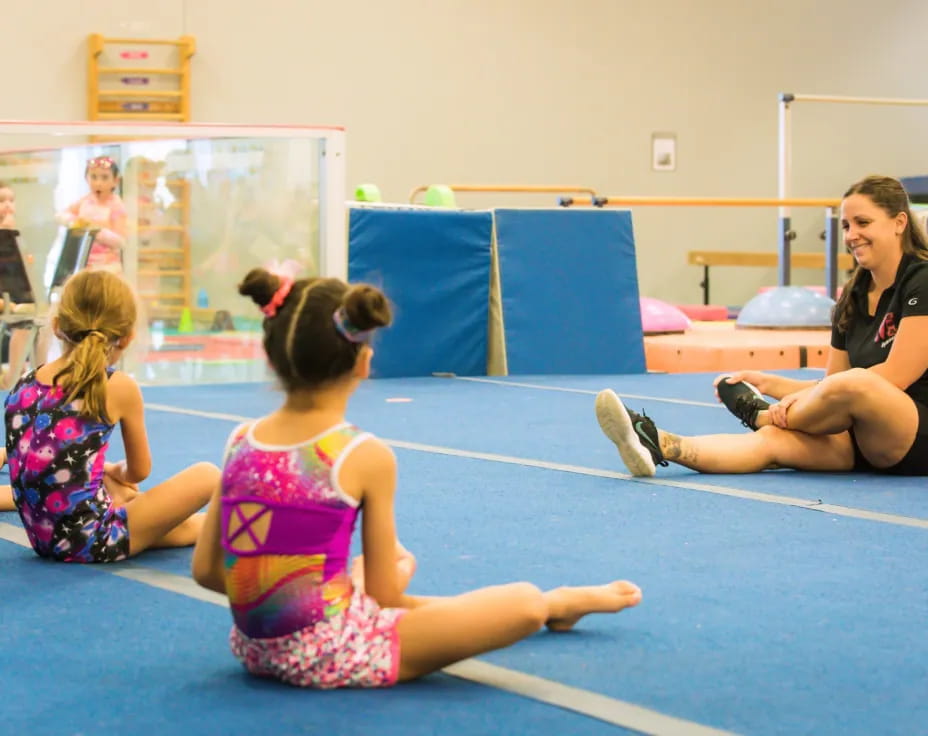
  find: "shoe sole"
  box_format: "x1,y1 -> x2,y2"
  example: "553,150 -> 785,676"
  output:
717,375 -> 765,402
594,389 -> 656,477
717,376 -> 767,428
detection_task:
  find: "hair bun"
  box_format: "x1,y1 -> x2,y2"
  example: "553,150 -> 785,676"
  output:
238,268 -> 282,309
343,284 -> 392,331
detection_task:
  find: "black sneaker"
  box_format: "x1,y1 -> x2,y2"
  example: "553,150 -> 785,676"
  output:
716,376 -> 770,430
595,389 -> 668,477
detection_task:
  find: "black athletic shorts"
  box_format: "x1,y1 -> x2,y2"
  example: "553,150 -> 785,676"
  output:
849,400 -> 928,475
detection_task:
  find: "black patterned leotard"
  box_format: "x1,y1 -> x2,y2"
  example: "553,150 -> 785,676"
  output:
4,370 -> 129,562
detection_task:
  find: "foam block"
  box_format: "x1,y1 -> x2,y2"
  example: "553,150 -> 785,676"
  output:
494,209 -> 646,374
348,208 -> 493,377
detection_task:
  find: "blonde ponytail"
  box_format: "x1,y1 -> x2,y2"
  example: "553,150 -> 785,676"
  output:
52,271 -> 136,423
53,331 -> 114,422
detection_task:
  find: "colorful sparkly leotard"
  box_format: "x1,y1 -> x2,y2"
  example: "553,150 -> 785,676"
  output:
221,421 -> 405,689
4,369 -> 129,562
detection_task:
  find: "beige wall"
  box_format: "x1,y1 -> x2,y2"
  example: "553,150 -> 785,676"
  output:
4,0 -> 928,306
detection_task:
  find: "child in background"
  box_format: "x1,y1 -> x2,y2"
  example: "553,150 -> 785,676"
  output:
192,269 -> 641,689
0,181 -> 15,506
56,156 -> 127,272
0,181 -> 14,228
0,182 -> 50,391
3,269 -> 219,560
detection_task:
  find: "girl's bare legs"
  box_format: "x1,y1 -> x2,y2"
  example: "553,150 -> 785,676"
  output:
656,425 -> 854,473
754,367 -> 919,468
124,462 -> 220,556
396,580 -> 641,681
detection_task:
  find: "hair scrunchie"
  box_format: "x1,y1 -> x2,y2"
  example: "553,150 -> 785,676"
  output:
333,308 -> 373,343
261,278 -> 294,318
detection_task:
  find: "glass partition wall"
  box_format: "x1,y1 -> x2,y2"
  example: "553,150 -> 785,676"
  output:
0,121 -> 346,385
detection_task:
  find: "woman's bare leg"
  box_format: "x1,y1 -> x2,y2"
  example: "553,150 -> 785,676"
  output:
657,426 -> 854,473
396,580 -> 641,681
124,462 -> 220,556
756,368 -> 919,468
597,389 -> 854,474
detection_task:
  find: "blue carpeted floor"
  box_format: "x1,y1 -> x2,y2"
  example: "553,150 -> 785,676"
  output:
2,371 -> 926,735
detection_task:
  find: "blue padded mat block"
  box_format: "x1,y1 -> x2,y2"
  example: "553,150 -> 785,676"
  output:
494,208 -> 645,375
348,208 -> 493,377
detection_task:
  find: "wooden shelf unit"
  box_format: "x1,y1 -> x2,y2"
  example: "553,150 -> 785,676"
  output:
135,178 -> 192,321
87,34 -> 197,323
87,34 -> 195,122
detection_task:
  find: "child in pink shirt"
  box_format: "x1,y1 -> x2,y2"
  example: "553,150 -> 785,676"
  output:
56,156 -> 127,272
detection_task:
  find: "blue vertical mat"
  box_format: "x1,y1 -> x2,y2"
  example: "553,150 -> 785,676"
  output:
348,208 -> 493,378
495,209 -> 645,374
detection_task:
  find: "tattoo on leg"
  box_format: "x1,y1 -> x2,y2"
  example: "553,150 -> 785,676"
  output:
661,433 -> 682,460
659,432 -> 699,465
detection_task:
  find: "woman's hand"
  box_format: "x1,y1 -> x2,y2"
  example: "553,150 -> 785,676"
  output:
767,390 -> 807,429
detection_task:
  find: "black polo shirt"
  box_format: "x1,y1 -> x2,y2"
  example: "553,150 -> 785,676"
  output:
831,253 -> 928,405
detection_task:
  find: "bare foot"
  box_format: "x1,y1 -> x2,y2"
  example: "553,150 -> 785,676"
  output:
544,581 -> 642,632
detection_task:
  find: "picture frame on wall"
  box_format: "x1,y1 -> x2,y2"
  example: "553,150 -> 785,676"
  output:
651,132 -> 676,172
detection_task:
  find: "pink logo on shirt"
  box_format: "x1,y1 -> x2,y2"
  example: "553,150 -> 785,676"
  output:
876,311 -> 897,346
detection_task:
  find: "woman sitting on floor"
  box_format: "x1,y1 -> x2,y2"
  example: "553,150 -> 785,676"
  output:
596,174 -> 928,477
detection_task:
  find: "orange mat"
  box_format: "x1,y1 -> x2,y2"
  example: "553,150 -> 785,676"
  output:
645,322 -> 830,373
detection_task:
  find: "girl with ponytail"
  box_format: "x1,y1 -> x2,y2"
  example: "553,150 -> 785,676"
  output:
3,269 -> 220,562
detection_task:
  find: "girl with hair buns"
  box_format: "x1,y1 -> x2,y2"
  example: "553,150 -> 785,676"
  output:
192,268 -> 642,689
2,269 -> 220,560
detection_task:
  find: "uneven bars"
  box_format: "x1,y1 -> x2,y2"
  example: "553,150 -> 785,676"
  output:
557,195 -> 844,300
790,94 -> 928,106
408,184 -> 597,204
778,91 -> 928,285
559,196 -> 840,207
